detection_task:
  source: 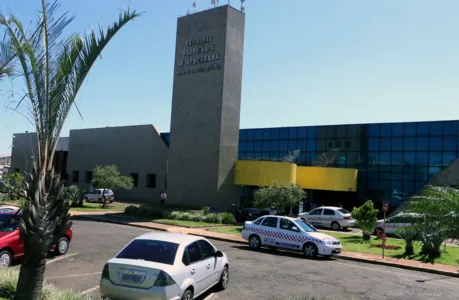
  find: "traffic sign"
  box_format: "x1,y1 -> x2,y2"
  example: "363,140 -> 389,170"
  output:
383,201 -> 390,213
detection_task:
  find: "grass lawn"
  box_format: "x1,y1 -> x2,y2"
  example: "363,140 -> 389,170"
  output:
151,219 -> 224,228
69,202 -> 125,211
208,226 -> 459,266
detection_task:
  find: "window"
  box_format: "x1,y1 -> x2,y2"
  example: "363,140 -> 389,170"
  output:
130,173 -> 138,187
84,171 -> 92,184
239,130 -> 247,141
392,138 -> 403,151
345,141 -> 351,149
262,141 -> 270,152
270,140 -> 279,152
443,137 -> 457,151
309,209 -> 322,215
147,174 -> 156,188
288,140 -> 297,151
254,217 -> 264,225
298,127 -> 307,139
368,124 -> 380,137
429,122 -> 443,136
381,124 -> 391,137
443,121 -> 457,135
380,138 -> 391,151
261,217 -> 278,228
288,127 -> 298,139
308,127 -> 317,139
263,128 -> 271,140
417,123 -> 429,136
72,170 -> 79,183
404,123 -> 417,136
0,215 -> 21,232
116,239 -> 178,265
392,123 -> 403,136
416,138 -> 429,151
279,128 -> 288,139
368,138 -> 379,151
338,208 -> 349,214
336,141 -> 341,148
254,141 -> 262,152
271,128 -> 279,139
279,219 -> 299,231
197,240 -> 215,259
429,137 -> 442,151
404,138 -> 416,151
328,142 -> 333,148
323,209 -> 335,216
186,242 -> 202,264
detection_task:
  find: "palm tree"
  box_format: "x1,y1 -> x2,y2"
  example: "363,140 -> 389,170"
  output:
0,1 -> 141,299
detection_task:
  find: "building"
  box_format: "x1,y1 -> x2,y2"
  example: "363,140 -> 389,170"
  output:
0,154 -> 11,179
9,5 -> 459,212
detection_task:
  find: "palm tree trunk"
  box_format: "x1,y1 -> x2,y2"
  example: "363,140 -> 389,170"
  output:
14,254 -> 46,300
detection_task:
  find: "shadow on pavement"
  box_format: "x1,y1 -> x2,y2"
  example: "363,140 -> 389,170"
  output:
231,245 -> 338,261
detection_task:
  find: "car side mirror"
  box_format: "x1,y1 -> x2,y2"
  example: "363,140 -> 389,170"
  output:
215,250 -> 224,258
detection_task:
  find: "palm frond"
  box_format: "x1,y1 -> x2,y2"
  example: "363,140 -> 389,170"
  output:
0,38 -> 16,80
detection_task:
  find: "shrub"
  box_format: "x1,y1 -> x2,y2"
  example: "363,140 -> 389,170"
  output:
220,212 -> 237,225
203,213 -> 221,224
395,226 -> 419,256
351,200 -> 379,241
124,205 -> 162,218
0,268 -> 90,300
124,205 -> 138,215
201,206 -> 211,215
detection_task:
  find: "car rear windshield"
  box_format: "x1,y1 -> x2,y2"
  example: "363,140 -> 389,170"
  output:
338,209 -> 349,214
116,239 -> 179,265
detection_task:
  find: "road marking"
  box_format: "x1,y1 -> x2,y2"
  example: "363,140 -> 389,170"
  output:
335,261 -> 458,284
46,253 -> 78,264
81,285 -> 99,295
45,271 -> 102,280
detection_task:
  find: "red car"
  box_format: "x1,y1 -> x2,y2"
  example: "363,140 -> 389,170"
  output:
0,207 -> 73,268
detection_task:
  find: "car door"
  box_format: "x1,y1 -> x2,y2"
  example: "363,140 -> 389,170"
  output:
276,218 -> 303,251
306,209 -> 323,227
197,240 -> 220,286
183,242 -> 208,295
259,217 -> 279,246
322,209 -> 336,228
1,215 -> 23,258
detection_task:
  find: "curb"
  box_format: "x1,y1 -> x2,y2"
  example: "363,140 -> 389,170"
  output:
76,215 -> 459,278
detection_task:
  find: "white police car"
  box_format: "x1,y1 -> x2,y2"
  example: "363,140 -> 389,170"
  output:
241,215 -> 342,258
373,213 -> 423,235
298,206 -> 355,231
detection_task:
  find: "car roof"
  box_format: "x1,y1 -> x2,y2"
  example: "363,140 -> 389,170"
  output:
0,205 -> 21,211
134,232 -> 204,244
314,206 -> 345,211
260,215 -> 299,222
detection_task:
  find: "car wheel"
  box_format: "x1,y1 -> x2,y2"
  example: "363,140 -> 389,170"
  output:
249,235 -> 261,250
56,237 -> 69,255
218,266 -> 229,290
181,289 -> 193,300
0,250 -> 12,268
303,243 -> 318,259
331,222 -> 340,231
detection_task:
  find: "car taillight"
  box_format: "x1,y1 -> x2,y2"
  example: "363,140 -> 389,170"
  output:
101,264 -> 110,280
153,271 -> 176,286
343,217 -> 352,220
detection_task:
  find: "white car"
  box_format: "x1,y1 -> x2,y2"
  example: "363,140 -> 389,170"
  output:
373,213 -> 423,235
298,206 -> 355,231
100,232 -> 229,300
85,189 -> 115,203
241,215 -> 343,258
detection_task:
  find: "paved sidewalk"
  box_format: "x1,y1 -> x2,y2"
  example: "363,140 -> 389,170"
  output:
73,213 -> 459,278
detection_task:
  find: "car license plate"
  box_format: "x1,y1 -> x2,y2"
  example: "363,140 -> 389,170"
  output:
335,248 -> 341,253
121,273 -> 142,283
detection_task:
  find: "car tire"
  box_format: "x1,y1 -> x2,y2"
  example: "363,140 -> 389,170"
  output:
218,266 -> 229,290
0,250 -> 12,268
181,289 -> 193,300
303,243 -> 318,259
331,222 -> 340,231
248,235 -> 261,250
56,237 -> 69,255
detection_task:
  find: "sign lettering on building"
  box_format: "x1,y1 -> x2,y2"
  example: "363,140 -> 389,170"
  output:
176,35 -> 221,76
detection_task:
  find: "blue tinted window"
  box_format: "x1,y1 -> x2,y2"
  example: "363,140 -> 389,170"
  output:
391,180 -> 402,191
238,153 -> 244,160
391,173 -> 403,181
306,152 -> 316,164
239,130 -> 247,141
404,137 -> 416,151
308,127 -> 317,139
429,137 -> 442,151
239,141 -> 247,152
246,129 -> 255,140
416,138 -> 429,151
271,128 -> 279,139
288,140 -> 298,151
298,127 -> 307,139
443,152 -> 456,166
368,168 -> 378,179
279,128 -> 288,139
279,140 -> 288,152
443,121 -> 457,135
368,124 -> 380,137
337,154 -> 346,166
443,137 -> 457,151
429,122 -> 443,136
297,153 -> 306,164
289,128 -> 298,139
379,172 -> 391,180
380,152 -> 391,163
246,141 -> 254,152
429,167 -> 442,178
307,140 -> 316,151
403,171 -> 415,181
404,123 -> 416,136
379,180 -> 390,192
392,152 -> 403,165
381,124 -> 391,137
297,139 -> 306,151
416,152 -> 428,165
270,140 -> 279,152
404,152 -> 416,165
254,141 -> 262,152
262,141 -> 270,152
254,129 -> 263,140
380,138 -> 391,151
417,123 -> 429,136
368,180 -> 378,190
416,167 -> 429,182
369,152 -> 379,164
254,153 -> 262,160
263,129 -> 271,140
368,138 -> 379,151
392,138 -> 403,151
415,181 -> 425,192
403,181 -> 415,195
245,153 -> 253,160
392,165 -> 403,173
429,152 -> 442,166
392,123 -> 403,136
262,153 -> 270,161
270,153 -> 279,161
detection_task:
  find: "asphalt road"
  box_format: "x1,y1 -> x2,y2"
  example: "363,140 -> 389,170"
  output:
25,218 -> 459,300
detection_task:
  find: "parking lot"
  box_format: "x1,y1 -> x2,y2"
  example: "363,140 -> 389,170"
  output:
27,218 -> 459,300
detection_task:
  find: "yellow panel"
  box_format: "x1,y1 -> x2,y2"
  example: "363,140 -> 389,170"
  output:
234,160 -> 297,187
296,166 -> 358,192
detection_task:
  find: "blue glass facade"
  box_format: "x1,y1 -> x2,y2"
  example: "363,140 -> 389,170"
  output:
162,120 -> 459,207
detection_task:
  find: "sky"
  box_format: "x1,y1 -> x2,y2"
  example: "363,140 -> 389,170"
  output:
1,0 -> 459,154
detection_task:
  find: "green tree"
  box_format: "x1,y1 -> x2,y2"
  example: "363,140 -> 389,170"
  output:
254,181 -> 307,215
0,1 -> 141,298
64,185 -> 86,207
351,200 -> 379,241
91,165 -> 134,208
2,172 -> 24,200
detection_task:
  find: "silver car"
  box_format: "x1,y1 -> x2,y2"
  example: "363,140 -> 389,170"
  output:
100,232 -> 230,300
